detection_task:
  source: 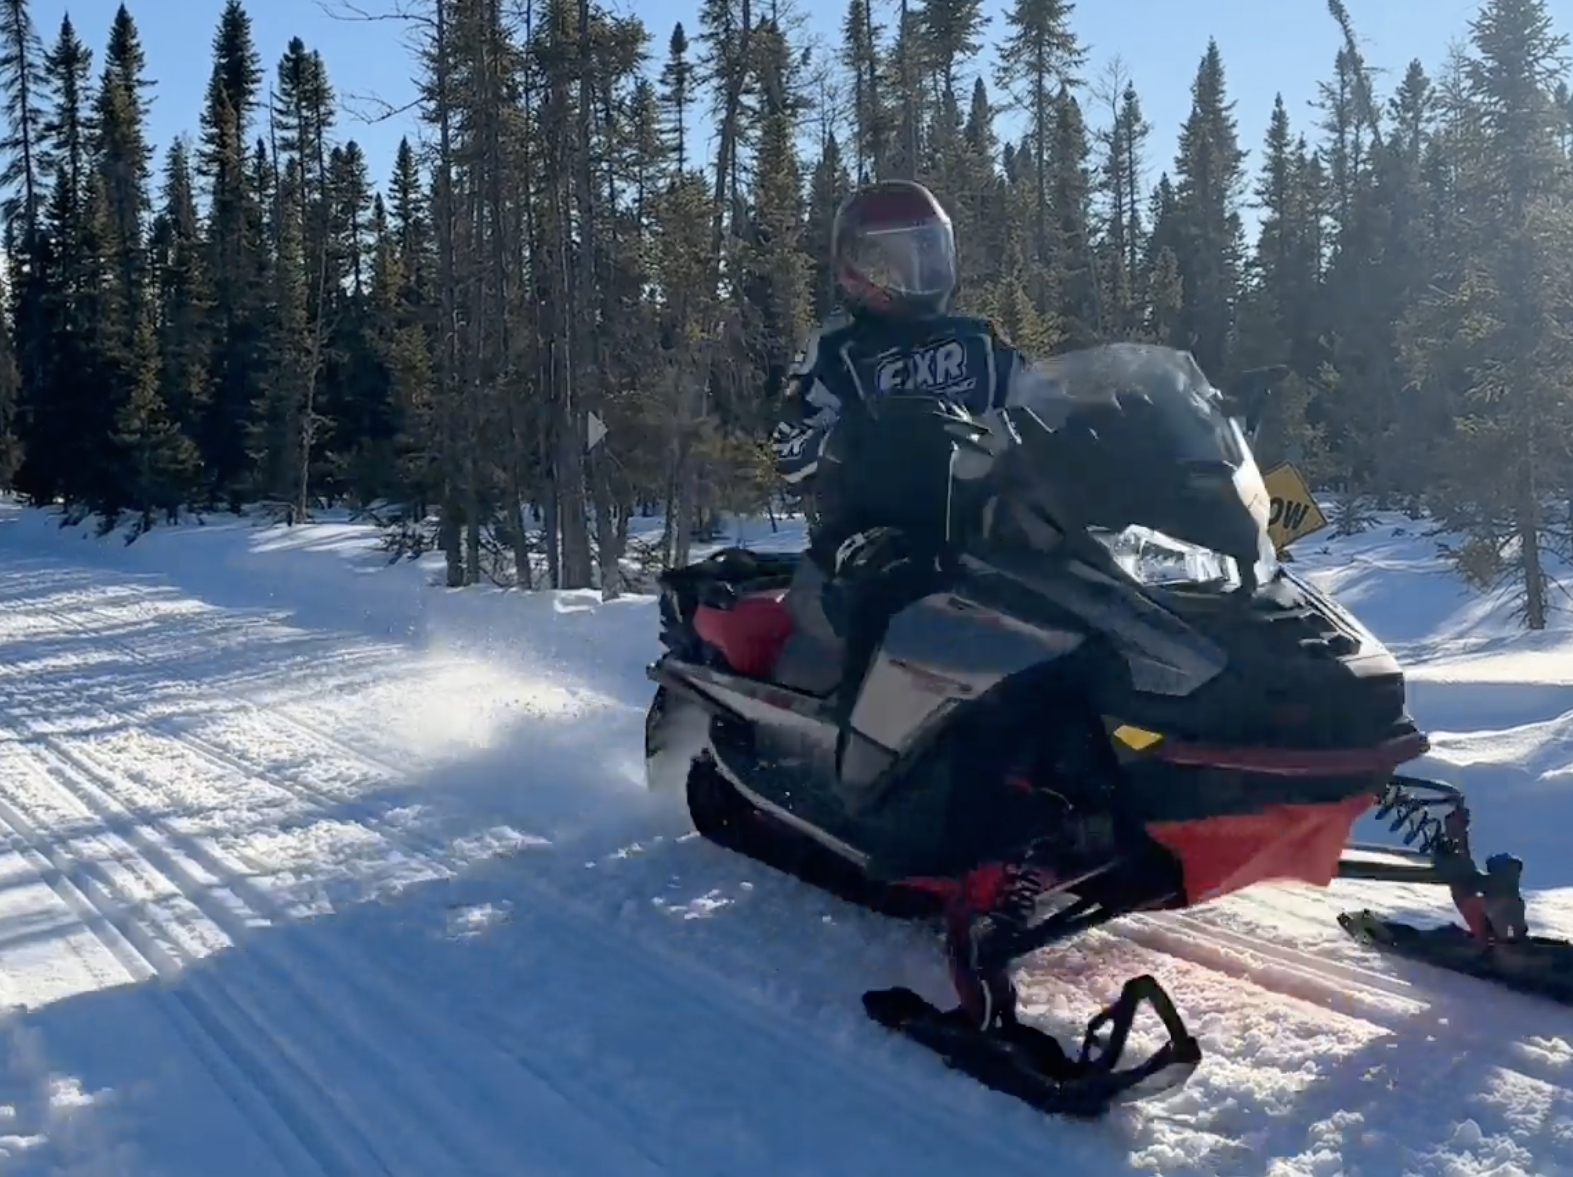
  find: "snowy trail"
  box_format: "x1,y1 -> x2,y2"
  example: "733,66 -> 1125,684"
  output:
2,512 -> 1573,1174
0,544 -> 1114,1176
0,577 -> 681,1175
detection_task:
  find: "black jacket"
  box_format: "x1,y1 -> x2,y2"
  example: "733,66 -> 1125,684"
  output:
770,310 -> 1026,562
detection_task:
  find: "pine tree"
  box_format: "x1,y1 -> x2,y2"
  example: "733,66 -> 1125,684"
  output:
0,0 -> 48,234
40,14 -> 91,246
152,139 -> 212,455
804,133 -> 851,318
1167,40 -> 1245,378
116,300 -> 199,530
918,0 -> 987,101
0,0 -> 1556,625
994,0 -> 1081,280
197,0 -> 264,503
1046,86 -> 1097,343
1401,0 -> 1571,627
1095,72 -> 1149,337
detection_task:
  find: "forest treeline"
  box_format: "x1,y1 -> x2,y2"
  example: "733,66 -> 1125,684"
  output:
0,0 -> 1569,623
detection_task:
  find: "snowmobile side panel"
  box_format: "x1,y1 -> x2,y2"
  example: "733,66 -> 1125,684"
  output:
849,588 -> 1086,752
1149,729 -> 1427,776
1107,728 -> 1426,824
967,547 -> 1230,700
1146,794 -> 1372,903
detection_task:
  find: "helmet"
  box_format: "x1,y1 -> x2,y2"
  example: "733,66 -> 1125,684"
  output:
831,179 -> 957,319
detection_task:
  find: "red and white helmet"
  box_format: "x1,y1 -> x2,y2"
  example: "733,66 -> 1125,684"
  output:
831,179 -> 958,320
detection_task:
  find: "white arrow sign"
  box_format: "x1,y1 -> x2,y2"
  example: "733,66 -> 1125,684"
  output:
586,411 -> 607,450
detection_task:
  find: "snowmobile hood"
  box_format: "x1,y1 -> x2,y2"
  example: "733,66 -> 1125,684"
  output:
1002,343 -> 1275,578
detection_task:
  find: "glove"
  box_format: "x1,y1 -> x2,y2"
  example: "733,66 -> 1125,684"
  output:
820,526 -> 916,636
771,421 -> 823,484
832,526 -> 913,581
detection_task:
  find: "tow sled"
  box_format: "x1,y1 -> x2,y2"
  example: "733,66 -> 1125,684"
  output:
642,344 -> 1572,1120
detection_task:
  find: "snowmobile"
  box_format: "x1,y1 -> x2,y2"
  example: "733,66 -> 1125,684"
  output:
642,342 -> 1569,1119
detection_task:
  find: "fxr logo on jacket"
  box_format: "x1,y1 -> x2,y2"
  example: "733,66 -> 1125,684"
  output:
874,339 -> 975,398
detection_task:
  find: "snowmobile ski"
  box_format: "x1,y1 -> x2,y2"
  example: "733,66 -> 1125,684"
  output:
862,974 -> 1202,1119
1338,910 -> 1573,1007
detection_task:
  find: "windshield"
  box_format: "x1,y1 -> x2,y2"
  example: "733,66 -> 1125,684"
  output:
1001,343 -> 1275,578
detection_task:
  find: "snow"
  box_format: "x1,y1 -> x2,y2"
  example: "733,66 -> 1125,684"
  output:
0,503 -> 1568,1176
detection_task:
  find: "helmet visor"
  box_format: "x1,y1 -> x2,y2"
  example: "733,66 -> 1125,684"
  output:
844,219 -> 957,299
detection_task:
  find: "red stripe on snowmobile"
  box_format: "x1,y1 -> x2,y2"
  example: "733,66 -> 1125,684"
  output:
1151,730 -> 1428,776
1146,794 -> 1373,904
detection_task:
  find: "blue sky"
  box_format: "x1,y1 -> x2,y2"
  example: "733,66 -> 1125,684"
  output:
25,0 -> 1571,204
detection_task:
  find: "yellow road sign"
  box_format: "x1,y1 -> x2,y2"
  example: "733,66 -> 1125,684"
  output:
1263,463 -> 1328,551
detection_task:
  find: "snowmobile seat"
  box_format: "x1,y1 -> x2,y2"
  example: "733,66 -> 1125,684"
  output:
769,559 -> 847,696
659,547 -> 799,673
693,591 -> 794,678
668,548 -> 844,691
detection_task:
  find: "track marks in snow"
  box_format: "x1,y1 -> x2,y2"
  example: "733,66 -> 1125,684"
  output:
0,753 -> 334,1176
166,688 -> 1091,1174
1099,904 -> 1573,1175
1126,910 -> 1427,1022
0,607 -> 678,1175
0,721 -> 676,1176
6,589 -> 1100,1175
18,559 -> 1573,1175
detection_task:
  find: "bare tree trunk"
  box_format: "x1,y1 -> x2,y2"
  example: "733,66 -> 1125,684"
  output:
432,0 -> 465,587
708,0 -> 751,259
296,219 -> 332,523
589,451 -> 623,598
542,0 -> 592,588
541,453 -> 561,589
673,443 -> 696,568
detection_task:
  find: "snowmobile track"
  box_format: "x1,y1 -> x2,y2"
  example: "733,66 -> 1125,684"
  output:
24,594 -> 1077,1165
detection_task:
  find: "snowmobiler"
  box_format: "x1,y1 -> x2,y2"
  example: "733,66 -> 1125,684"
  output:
769,179 -> 1031,769
644,341 -> 1569,1119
